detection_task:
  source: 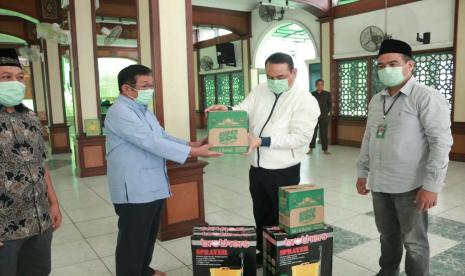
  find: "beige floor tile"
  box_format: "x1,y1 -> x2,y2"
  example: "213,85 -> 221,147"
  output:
50,259 -> 111,276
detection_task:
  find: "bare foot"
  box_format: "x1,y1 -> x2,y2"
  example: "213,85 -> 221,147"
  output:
153,270 -> 167,276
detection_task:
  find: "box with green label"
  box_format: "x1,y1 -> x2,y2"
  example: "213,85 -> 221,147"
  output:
279,184 -> 325,235
208,111 -> 248,154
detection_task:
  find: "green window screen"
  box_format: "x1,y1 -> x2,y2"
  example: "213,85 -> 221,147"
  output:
337,59 -> 368,117
413,52 -> 454,110
231,72 -> 245,105
203,75 -> 216,108
216,73 -> 231,106
202,71 -> 244,108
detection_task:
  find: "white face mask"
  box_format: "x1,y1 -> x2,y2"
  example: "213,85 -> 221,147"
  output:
377,66 -> 405,87
135,89 -> 154,105
0,81 -> 26,107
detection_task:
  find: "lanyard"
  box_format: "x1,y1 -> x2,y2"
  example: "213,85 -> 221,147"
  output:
383,93 -> 401,120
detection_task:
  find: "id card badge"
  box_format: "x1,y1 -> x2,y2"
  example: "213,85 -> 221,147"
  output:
376,123 -> 387,139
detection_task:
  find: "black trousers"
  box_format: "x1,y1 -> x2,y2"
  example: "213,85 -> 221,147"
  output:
249,163 -> 301,257
0,229 -> 53,276
310,117 -> 329,151
114,199 -> 165,276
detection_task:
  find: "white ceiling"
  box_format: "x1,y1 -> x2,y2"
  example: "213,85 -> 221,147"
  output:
192,0 -> 306,12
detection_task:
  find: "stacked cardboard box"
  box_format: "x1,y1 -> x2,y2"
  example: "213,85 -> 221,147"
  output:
279,184 -> 325,235
208,111 -> 249,154
191,226 -> 256,276
263,226 -> 333,276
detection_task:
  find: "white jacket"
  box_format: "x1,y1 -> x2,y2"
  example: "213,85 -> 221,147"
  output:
233,82 -> 320,169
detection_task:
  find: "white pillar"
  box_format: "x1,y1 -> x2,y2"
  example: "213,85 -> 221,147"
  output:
159,0 -> 191,140
137,0 -> 152,68
31,45 -> 47,121
45,40 -> 65,124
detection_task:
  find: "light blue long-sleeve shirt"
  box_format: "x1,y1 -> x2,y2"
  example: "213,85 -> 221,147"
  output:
357,77 -> 453,193
104,95 -> 191,204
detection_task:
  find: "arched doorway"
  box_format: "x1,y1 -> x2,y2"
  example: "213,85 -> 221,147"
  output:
254,21 -> 317,91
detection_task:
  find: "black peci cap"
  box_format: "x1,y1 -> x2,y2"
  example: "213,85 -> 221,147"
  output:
0,48 -> 22,68
378,39 -> 412,58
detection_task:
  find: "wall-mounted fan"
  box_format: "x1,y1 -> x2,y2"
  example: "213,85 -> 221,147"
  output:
101,25 -> 122,46
36,23 -> 70,44
18,46 -> 41,62
259,1 -> 285,22
200,56 -> 214,71
360,26 -> 385,52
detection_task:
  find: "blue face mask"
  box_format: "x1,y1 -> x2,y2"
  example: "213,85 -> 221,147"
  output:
135,89 -> 154,105
0,81 -> 26,107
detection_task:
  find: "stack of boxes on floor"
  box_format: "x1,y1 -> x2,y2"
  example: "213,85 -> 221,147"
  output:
191,111 -> 333,275
264,185 -> 333,276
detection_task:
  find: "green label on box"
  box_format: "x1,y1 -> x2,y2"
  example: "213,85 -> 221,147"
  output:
207,111 -> 248,129
219,129 -> 238,144
279,187 -> 324,216
211,146 -> 248,154
208,111 -> 248,154
299,207 -> 316,223
279,222 -> 325,235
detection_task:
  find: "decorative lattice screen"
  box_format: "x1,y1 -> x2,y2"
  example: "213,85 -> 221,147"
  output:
413,52 -> 454,110
202,71 -> 244,108
337,59 -> 369,117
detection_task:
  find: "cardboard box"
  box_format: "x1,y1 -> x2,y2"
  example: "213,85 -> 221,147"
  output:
279,185 -> 324,235
208,111 -> 248,154
191,226 -> 257,276
263,226 -> 333,276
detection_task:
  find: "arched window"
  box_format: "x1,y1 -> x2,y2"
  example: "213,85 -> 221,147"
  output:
255,23 -> 317,90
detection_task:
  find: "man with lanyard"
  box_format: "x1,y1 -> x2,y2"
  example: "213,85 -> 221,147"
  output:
206,52 -> 320,265
356,39 -> 453,276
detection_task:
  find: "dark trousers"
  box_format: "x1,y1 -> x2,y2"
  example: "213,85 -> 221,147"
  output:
249,164 -> 301,257
114,199 -> 165,276
372,188 -> 429,276
310,118 -> 329,151
0,229 -> 53,276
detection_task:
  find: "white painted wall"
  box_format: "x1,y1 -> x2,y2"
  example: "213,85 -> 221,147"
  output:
250,7 -> 320,67
334,0 -> 455,59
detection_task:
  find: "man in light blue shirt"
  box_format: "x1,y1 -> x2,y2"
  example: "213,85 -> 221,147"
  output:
105,64 -> 221,276
356,39 -> 453,276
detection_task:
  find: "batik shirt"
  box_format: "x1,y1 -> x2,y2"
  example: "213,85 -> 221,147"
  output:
0,107 -> 51,241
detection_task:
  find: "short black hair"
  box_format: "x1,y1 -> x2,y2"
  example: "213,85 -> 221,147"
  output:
402,54 -> 413,63
265,52 -> 294,71
118,64 -> 152,93
315,79 -> 324,85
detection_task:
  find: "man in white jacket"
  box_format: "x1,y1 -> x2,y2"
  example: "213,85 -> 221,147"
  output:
206,52 -> 320,264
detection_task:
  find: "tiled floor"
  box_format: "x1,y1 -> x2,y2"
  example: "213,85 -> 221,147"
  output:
47,145 -> 465,275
